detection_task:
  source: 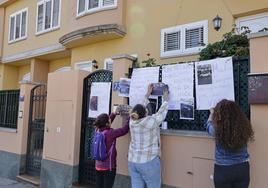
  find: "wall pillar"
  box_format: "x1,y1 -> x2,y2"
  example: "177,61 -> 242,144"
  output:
30,59 -> 49,84
248,32 -> 268,188
40,70 -> 88,188
2,65 -> 19,89
110,54 -> 135,188
0,7 -> 5,59
0,83 -> 35,179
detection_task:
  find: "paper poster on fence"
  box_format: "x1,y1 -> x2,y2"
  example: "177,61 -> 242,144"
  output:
195,57 -> 235,110
129,67 -> 160,107
162,63 -> 194,110
88,82 -> 111,118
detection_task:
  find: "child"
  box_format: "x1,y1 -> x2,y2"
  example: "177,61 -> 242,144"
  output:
93,110 -> 129,188
205,99 -> 254,188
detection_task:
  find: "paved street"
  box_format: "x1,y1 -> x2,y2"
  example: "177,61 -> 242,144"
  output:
0,178 -> 33,188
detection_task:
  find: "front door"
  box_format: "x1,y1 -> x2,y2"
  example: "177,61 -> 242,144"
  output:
26,84 -> 47,176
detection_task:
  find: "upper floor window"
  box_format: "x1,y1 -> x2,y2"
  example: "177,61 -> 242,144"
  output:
75,61 -> 93,72
9,8 -> 28,43
236,12 -> 268,34
160,20 -> 208,58
77,0 -> 117,17
36,0 -> 61,34
104,58 -> 113,71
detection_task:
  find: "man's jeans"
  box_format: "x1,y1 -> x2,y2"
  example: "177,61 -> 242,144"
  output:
128,156 -> 161,188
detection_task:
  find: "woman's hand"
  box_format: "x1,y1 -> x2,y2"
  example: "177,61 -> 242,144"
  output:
163,88 -> 169,102
145,83 -> 153,98
208,108 -> 214,121
115,106 -> 120,115
210,108 -> 214,114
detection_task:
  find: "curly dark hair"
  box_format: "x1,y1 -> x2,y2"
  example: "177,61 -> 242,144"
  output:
212,99 -> 254,151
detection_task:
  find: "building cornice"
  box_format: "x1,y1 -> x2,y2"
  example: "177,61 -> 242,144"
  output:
1,44 -> 65,63
0,0 -> 17,7
59,24 -> 126,48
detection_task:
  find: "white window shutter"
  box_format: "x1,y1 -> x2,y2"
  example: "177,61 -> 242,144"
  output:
236,12 -> 268,33
185,27 -> 204,49
164,31 -> 180,52
103,0 -> 115,6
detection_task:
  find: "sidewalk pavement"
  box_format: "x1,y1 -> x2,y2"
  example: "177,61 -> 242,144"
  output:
0,177 -> 33,188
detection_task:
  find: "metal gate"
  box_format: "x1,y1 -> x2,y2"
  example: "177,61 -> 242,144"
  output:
26,84 -> 47,176
79,70 -> 112,185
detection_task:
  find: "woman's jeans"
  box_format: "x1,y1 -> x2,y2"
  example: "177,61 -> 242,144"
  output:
128,156 -> 161,188
214,161 -> 250,188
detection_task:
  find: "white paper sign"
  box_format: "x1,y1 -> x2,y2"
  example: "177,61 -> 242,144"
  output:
129,67 -> 160,107
162,63 -> 194,110
195,57 -> 235,110
88,82 -> 111,118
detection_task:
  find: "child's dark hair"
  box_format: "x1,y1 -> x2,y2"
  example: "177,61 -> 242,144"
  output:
93,113 -> 109,128
212,99 -> 254,151
130,104 -> 147,120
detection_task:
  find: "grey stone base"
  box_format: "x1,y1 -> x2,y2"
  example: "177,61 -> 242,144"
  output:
114,173 -> 178,188
40,159 -> 78,188
0,150 -> 26,180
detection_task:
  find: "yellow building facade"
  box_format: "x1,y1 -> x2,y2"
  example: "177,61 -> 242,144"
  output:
0,0 -> 268,187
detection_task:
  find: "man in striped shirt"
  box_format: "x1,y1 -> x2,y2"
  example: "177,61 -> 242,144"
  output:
128,84 -> 169,188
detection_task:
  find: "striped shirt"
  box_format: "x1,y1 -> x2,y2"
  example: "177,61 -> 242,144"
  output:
128,101 -> 169,163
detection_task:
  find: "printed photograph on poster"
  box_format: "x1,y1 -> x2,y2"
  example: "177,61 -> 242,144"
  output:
151,83 -> 168,96
88,82 -> 111,118
89,96 -> 98,111
113,81 -> 120,92
119,78 -> 131,97
180,98 -> 194,120
197,64 -> 212,85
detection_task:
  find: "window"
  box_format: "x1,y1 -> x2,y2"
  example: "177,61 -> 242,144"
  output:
77,0 -> 117,17
22,72 -> 31,82
75,61 -> 93,72
161,20 -> 208,58
236,12 -> 268,34
104,58 -> 113,71
54,66 -> 71,72
9,8 -> 28,43
36,0 -> 61,34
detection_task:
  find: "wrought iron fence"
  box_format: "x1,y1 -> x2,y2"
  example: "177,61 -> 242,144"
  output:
130,56 -> 250,131
0,90 -> 20,129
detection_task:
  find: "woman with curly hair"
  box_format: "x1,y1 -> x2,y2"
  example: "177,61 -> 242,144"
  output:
205,99 -> 254,188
